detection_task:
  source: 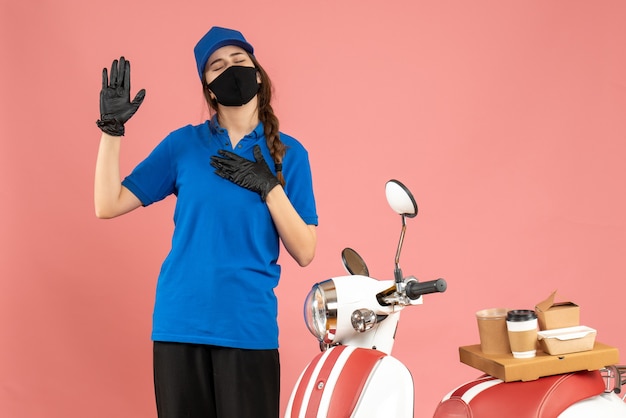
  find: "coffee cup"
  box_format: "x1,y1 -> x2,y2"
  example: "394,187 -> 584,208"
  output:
506,310 -> 538,358
476,308 -> 510,355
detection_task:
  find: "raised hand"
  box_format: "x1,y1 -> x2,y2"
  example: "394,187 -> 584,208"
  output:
96,56 -> 146,136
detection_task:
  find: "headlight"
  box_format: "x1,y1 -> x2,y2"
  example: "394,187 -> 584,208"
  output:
303,280 -> 337,343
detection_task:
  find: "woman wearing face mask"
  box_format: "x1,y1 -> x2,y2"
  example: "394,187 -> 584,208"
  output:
94,26 -> 318,418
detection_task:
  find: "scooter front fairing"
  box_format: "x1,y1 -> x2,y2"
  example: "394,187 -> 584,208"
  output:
285,345 -> 414,418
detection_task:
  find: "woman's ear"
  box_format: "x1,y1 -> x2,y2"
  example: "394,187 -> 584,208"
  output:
204,84 -> 217,100
256,70 -> 262,84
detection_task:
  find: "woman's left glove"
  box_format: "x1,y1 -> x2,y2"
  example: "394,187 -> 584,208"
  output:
211,145 -> 280,201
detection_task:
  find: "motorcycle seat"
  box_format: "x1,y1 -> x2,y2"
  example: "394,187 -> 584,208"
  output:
433,370 -> 605,418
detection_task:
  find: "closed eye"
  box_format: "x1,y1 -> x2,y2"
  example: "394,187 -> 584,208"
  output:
208,60 -> 226,71
206,50 -> 251,74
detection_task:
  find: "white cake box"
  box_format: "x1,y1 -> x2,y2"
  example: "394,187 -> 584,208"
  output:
537,326 -> 597,355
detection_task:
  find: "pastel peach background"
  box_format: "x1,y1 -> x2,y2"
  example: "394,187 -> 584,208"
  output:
2,1 -> 625,417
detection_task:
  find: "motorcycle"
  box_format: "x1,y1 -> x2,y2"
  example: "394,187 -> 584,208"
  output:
284,179 -> 626,417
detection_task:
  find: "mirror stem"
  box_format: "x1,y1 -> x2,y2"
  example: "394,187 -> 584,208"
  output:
394,215 -> 407,285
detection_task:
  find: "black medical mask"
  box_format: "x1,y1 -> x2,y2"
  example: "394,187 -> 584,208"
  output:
207,66 -> 260,106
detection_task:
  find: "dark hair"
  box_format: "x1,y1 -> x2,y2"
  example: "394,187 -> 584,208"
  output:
202,54 -> 287,187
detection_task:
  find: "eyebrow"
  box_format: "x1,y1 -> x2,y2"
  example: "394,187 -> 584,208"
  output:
208,51 -> 246,68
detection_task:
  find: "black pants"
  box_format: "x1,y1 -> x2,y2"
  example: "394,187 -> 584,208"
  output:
153,342 -> 280,418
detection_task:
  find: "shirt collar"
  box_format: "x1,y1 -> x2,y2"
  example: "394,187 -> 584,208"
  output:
208,115 -> 264,139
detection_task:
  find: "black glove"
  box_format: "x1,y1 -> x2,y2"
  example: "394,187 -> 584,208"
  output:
96,56 -> 146,136
211,145 -> 280,201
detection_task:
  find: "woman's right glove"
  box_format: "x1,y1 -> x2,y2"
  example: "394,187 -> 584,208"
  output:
96,56 -> 146,136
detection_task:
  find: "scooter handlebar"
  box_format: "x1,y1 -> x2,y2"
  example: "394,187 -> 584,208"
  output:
405,278 -> 447,300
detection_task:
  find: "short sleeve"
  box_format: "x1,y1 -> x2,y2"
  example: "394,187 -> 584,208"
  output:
122,137 -> 176,206
282,136 -> 318,226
